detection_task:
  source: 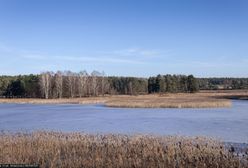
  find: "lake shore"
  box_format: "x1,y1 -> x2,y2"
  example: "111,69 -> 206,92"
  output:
0,131 -> 247,168
0,90 -> 247,108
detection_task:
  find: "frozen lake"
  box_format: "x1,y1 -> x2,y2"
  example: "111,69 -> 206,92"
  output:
0,100 -> 247,143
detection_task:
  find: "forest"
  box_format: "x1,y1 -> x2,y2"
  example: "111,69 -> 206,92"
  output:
198,78 -> 248,90
0,71 -> 247,98
0,71 -> 148,98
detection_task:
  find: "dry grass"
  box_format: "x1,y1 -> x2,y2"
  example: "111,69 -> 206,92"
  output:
0,90 -> 247,108
105,90 -> 248,108
105,94 -> 232,108
0,97 -> 108,104
0,131 -> 247,168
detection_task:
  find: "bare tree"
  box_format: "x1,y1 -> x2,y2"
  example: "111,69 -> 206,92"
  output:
91,70 -> 101,96
100,71 -> 109,96
78,70 -> 88,97
128,81 -> 133,95
39,71 -> 52,99
39,70 -> 109,98
54,71 -> 63,98
65,71 -> 76,98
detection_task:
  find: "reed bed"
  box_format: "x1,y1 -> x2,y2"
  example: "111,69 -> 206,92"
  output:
105,95 -> 231,108
0,97 -> 108,104
0,90 -> 247,108
0,132 -> 247,168
104,93 -> 233,108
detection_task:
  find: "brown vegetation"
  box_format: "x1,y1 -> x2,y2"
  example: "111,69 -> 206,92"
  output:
104,94 -> 232,108
0,132 -> 247,168
0,97 -> 108,105
0,90 -> 247,108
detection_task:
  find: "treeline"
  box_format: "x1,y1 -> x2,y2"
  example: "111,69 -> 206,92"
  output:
0,71 -> 148,98
39,71 -> 148,98
1,71 -> 247,98
39,71 -> 109,99
0,75 -> 41,98
148,74 -> 198,93
198,78 -> 248,90
108,77 -> 148,95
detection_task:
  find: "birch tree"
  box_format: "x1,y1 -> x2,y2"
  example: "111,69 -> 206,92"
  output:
65,71 -> 76,98
91,70 -> 101,96
39,72 -> 52,99
100,71 -> 108,96
54,71 -> 63,98
78,70 -> 88,97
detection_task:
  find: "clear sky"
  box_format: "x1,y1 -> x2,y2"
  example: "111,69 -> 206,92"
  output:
0,0 -> 247,77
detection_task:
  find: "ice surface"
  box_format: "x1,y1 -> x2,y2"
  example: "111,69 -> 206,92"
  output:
0,100 -> 247,143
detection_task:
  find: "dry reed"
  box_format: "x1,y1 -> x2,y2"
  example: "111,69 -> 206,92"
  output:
0,131 -> 247,168
0,90 -> 247,108
104,95 -> 231,108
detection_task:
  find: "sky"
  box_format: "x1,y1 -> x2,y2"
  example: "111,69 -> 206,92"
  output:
0,0 -> 247,77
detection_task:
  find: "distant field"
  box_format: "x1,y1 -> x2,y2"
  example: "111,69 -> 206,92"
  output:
0,132 -> 247,168
0,90 -> 247,108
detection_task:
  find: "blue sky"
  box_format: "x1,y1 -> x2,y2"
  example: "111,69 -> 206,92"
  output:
0,0 -> 247,77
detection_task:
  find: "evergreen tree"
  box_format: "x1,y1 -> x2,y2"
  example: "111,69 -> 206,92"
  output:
187,75 -> 199,93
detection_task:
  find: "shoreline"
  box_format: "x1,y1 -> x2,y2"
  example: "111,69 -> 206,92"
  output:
1,90 -> 246,108
0,97 -> 231,108
0,90 -> 247,108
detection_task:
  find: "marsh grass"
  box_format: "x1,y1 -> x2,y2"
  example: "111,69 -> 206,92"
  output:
0,90 -> 247,108
0,97 -> 108,104
104,94 -> 232,108
0,132 -> 247,168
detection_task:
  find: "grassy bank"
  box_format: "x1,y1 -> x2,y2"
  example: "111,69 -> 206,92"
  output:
0,90 -> 247,108
0,132 -> 247,168
104,94 -> 232,108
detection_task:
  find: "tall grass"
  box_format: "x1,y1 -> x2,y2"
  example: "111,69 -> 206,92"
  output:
0,92 -> 234,108
0,132 -> 247,168
105,97 -> 231,108
104,94 -> 232,108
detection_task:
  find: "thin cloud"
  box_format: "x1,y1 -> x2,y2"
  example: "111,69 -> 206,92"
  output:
21,54 -> 47,60
0,43 -> 15,53
164,60 -> 244,68
52,55 -> 145,64
0,43 -> 157,64
112,48 -> 161,57
243,58 -> 248,63
20,54 -> 145,64
126,48 -> 159,56
0,43 -> 146,64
